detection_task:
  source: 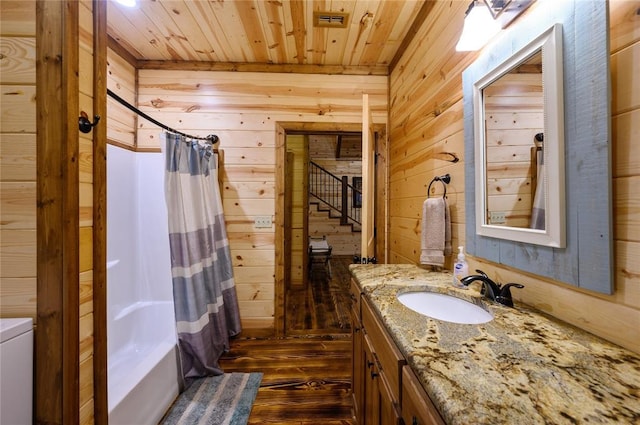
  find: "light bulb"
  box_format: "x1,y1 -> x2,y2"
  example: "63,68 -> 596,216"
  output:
115,0 -> 137,7
455,2 -> 501,52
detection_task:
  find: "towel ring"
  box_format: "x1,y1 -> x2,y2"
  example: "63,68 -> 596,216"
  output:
427,173 -> 451,198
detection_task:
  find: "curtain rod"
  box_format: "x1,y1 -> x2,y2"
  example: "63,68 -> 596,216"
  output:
106,88 -> 219,144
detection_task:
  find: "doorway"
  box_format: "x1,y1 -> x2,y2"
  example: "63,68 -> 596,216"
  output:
284,132 -> 362,335
274,122 -> 387,337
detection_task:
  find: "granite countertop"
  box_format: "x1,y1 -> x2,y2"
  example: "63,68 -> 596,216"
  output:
349,264 -> 640,425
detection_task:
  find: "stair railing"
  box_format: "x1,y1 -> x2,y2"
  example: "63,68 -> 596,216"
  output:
309,161 -> 361,226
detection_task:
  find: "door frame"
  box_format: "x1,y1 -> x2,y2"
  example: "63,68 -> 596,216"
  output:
275,122 -> 387,336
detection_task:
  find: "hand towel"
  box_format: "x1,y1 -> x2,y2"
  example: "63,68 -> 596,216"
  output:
420,197 -> 447,267
444,199 -> 452,256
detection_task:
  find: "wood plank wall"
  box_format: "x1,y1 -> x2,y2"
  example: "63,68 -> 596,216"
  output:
79,2 -> 95,421
136,70 -> 388,331
0,1 -> 37,320
309,207 -> 360,256
107,46 -> 137,149
389,0 -> 640,353
388,0 -> 473,265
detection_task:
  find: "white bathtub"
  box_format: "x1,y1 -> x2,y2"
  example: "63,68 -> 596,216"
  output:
108,301 -> 179,425
107,146 -> 178,424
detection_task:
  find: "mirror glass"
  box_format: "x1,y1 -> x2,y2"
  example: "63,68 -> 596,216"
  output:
483,51 -> 542,228
473,24 -> 565,248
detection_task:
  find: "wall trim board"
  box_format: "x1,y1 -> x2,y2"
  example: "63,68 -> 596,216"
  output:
93,0 -> 108,422
107,34 -> 138,68
35,0 -> 80,423
135,59 -> 389,76
275,123 -> 287,337
107,138 -> 137,152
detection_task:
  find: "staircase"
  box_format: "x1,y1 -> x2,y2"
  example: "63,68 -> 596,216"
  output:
309,161 -> 361,232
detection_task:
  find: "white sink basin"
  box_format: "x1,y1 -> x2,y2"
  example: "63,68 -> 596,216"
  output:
397,291 -> 493,324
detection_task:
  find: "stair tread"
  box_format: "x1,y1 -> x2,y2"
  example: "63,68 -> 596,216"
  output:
309,201 -> 361,233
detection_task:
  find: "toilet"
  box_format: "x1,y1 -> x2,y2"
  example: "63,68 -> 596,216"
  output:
0,318 -> 33,425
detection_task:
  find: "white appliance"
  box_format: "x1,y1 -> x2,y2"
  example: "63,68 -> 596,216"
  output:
0,318 -> 33,425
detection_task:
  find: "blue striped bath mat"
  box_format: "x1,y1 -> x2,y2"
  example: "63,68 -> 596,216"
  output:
160,372 -> 262,425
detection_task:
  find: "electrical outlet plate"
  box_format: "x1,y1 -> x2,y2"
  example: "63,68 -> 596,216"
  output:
489,211 -> 506,225
254,216 -> 272,228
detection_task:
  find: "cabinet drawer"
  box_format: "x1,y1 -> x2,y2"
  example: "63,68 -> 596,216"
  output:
350,278 -> 362,317
362,297 -> 406,403
402,366 -> 445,425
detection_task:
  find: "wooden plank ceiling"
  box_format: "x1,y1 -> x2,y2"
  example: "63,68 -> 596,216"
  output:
107,0 -> 428,73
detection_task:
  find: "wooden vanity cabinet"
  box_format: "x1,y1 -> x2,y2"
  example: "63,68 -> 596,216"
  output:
401,366 -> 445,425
351,278 -> 404,425
361,297 -> 405,406
350,279 -> 445,425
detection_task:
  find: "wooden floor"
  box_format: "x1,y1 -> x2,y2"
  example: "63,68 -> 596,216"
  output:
285,255 -> 353,335
219,337 -> 354,424
218,256 -> 355,424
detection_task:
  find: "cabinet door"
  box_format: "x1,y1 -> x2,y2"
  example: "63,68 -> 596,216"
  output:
351,305 -> 364,423
363,334 -> 381,425
363,334 -> 401,425
401,367 -> 445,425
379,370 -> 402,425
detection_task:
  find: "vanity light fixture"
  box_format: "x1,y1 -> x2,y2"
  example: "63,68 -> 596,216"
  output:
114,0 -> 137,7
455,1 -> 501,52
456,0 -> 536,52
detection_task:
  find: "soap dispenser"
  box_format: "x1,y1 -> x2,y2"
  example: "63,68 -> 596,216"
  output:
452,246 -> 469,289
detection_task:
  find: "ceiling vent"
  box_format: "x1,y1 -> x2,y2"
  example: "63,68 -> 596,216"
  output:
313,12 -> 349,28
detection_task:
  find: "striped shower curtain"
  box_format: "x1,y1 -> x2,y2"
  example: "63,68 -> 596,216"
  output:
163,132 -> 241,380
530,148 -> 545,230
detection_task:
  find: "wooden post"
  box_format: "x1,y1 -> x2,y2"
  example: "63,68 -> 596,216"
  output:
93,0 -> 109,423
341,176 -> 348,225
36,0 -> 80,423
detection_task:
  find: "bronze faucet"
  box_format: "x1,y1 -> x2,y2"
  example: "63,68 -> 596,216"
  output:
460,269 -> 524,307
